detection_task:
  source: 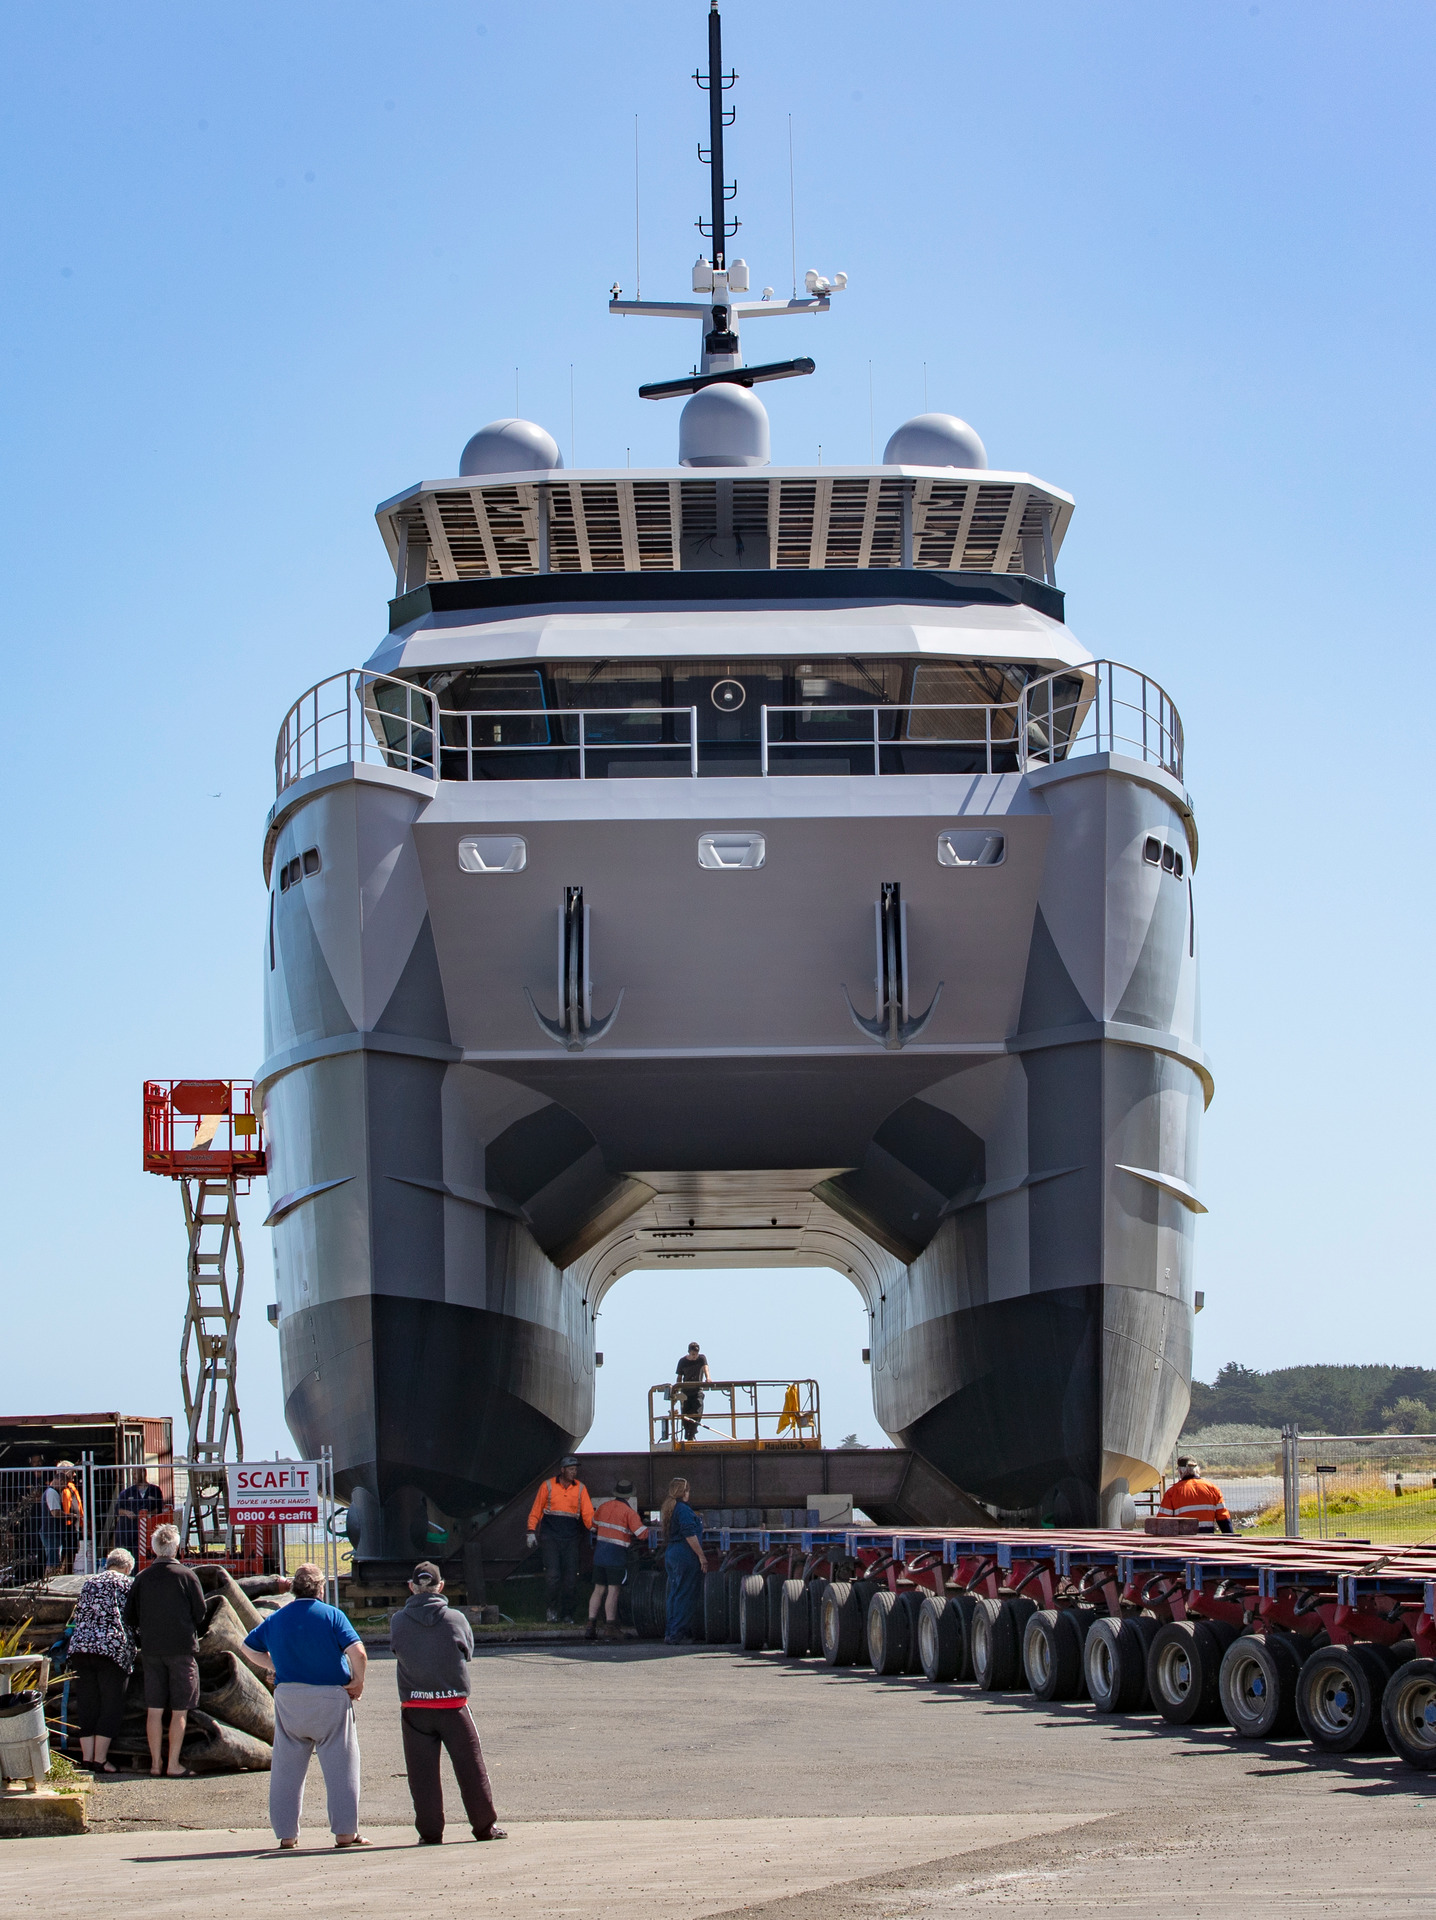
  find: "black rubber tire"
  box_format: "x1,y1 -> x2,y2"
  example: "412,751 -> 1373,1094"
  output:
1381,1658 -> 1436,1771
626,1569 -> 648,1637
723,1568 -> 745,1645
971,1595 -> 1034,1690
1220,1632 -> 1303,1739
1147,1620 -> 1229,1725
821,1581 -> 865,1667
765,1573 -> 786,1650
702,1569 -> 729,1644
780,1579 -> 810,1658
1023,1608 -> 1085,1701
1085,1616 -> 1150,1713
917,1596 -> 961,1682
948,1591 -> 980,1683
866,1589 -> 911,1675
1296,1644 -> 1395,1753
806,1578 -> 829,1658
849,1580 -> 876,1667
896,1590 -> 926,1675
738,1574 -> 766,1651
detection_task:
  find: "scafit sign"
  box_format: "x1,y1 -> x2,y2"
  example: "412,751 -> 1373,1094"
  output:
226,1461 -> 322,1525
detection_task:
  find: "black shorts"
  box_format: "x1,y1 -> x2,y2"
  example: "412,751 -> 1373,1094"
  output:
142,1652 -> 200,1711
591,1560 -> 627,1587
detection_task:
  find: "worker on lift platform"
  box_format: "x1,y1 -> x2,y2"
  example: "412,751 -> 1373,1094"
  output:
526,1457 -> 594,1624
1159,1456 -> 1233,1532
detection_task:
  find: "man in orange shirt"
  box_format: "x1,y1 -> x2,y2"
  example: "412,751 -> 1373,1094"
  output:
1159,1457 -> 1233,1533
526,1457 -> 594,1624
585,1478 -> 650,1641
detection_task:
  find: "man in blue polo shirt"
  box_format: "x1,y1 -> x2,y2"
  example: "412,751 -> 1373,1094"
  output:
242,1563 -> 369,1851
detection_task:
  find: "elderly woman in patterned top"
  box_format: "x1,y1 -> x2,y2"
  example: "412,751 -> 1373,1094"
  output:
68,1547 -> 137,1772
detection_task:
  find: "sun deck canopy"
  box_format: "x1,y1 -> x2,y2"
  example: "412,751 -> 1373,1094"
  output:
375,465 -> 1075,587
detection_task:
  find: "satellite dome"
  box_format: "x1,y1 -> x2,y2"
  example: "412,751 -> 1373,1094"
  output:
882,412 -> 988,470
459,418 -> 564,477
678,383 -> 770,468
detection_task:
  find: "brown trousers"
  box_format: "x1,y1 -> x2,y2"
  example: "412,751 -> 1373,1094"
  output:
400,1704 -> 497,1840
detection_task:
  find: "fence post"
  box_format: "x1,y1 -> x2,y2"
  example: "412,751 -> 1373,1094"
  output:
1282,1424 -> 1299,1537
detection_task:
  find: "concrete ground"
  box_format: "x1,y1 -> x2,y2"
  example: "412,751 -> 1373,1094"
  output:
3,1642 -> 1432,1915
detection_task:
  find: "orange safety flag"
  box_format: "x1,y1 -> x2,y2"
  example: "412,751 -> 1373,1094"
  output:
527,1477 -> 594,1532
777,1384 -> 812,1435
1159,1476 -> 1230,1523
592,1498 -> 648,1548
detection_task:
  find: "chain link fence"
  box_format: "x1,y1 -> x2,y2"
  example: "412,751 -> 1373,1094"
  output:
1173,1426 -> 1436,1543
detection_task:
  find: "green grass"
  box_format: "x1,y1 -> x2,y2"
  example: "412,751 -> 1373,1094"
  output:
1247,1483 -> 1436,1543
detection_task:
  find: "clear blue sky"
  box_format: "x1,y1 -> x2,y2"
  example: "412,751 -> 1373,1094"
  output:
2,2 -> 1431,1461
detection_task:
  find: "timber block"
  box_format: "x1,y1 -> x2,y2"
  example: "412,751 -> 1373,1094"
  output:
0,1786 -> 89,1837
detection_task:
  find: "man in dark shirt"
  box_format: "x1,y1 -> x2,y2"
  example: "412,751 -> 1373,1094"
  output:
114,1470 -> 166,1562
123,1522 -> 206,1776
674,1343 -> 712,1442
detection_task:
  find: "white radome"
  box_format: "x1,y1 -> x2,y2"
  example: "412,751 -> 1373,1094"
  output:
678,383 -> 771,468
883,412 -> 988,470
459,418 -> 564,476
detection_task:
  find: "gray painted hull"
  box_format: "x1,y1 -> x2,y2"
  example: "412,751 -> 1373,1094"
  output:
262,714 -> 1206,1552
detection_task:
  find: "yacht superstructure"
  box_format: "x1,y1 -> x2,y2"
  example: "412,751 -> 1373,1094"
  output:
260,5 -> 1208,1562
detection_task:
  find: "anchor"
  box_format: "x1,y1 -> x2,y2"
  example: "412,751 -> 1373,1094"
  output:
526,885 -> 624,1052
842,881 -> 942,1050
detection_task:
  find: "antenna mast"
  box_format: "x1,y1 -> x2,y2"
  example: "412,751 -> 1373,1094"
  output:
697,1 -> 738,270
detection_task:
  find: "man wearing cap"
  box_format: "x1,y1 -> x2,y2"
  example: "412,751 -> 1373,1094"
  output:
526,1456 -> 594,1624
585,1479 -> 649,1641
389,1562 -> 505,1847
1159,1457 -> 1234,1533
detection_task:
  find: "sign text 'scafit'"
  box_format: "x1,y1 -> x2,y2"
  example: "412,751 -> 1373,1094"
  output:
226,1460 -> 321,1524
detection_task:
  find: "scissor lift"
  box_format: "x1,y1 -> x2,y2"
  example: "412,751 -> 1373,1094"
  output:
143,1080 -> 265,1553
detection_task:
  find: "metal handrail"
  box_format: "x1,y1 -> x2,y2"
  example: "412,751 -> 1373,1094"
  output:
647,1378 -> 822,1452
273,661 -> 1183,790
443,705 -> 701,780
275,670 -> 438,796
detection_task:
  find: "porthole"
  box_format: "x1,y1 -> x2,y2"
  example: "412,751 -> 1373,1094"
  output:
937,830 -> 1005,867
1173,851 -> 1185,880
279,865 -> 290,893
302,847 -> 321,876
1161,845 -> 1176,873
1143,836 -> 1162,865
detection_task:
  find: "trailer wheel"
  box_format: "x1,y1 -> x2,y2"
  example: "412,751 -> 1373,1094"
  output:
917,1596 -> 957,1682
821,1582 -> 865,1667
866,1590 -> 911,1675
724,1568 -> 745,1645
1024,1608 -> 1085,1700
806,1579 -> 829,1658
1084,1617 -> 1148,1713
970,1595 -> 1032,1690
1381,1659 -> 1436,1770
1147,1621 -> 1229,1725
896,1590 -> 926,1674
702,1570 -> 729,1643
738,1574 -> 767,1651
780,1580 -> 810,1658
765,1574 -> 786,1649
849,1581 -> 876,1667
1295,1644 -> 1394,1752
1220,1633 -> 1302,1739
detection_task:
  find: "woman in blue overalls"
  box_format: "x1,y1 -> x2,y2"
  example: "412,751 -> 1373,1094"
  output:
661,1477 -> 708,1645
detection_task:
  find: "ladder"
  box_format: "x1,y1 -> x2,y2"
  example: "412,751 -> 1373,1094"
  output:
178,1175 -> 246,1551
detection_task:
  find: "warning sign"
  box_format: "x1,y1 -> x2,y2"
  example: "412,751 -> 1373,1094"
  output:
227,1461 -> 322,1524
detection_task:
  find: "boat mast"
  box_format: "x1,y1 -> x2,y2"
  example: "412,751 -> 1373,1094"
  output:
698,0 -> 738,274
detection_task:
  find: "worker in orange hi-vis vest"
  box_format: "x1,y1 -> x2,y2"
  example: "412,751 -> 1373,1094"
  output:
1159,1456 -> 1233,1533
526,1457 -> 595,1624
585,1478 -> 650,1641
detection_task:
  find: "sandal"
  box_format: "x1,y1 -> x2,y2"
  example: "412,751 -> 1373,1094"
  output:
278,1839 -> 300,1851
475,1827 -> 508,1841
335,1834 -> 372,1849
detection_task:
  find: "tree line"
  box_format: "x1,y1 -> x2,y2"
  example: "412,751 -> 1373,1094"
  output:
1183,1363 -> 1436,1436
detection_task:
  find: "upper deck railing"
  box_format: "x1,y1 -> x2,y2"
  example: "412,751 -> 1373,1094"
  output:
274,660 -> 1182,798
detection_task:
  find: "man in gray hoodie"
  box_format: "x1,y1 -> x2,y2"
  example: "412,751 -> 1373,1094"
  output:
389,1562 -> 505,1846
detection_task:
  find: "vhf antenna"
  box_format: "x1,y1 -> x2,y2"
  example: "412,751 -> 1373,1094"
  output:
696,0 -> 738,271
607,1 -> 847,402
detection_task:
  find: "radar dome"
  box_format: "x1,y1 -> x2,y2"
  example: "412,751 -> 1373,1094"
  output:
459,418 -> 564,476
883,412 -> 988,470
679,383 -> 770,468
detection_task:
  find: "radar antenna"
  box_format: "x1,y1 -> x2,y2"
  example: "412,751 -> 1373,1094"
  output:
609,2 -> 847,402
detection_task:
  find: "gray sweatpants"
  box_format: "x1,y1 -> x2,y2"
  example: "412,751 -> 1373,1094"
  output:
270,1683 -> 360,1839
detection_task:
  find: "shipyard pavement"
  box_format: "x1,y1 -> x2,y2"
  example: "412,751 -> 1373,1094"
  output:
1,1642 -> 1431,1916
